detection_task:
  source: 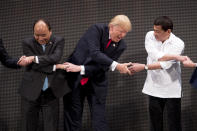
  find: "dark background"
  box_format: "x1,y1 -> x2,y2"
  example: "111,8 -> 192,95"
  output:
0,0 -> 197,131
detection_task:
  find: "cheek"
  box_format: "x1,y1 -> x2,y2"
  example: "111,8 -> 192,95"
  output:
155,33 -> 161,38
40,37 -> 47,41
121,33 -> 126,38
114,32 -> 120,38
34,36 -> 38,40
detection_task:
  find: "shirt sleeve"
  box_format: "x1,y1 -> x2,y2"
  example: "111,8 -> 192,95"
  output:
145,32 -> 185,69
161,43 -> 184,69
159,61 -> 176,69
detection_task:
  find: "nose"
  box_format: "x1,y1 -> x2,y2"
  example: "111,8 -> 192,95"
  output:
154,31 -> 158,36
37,36 -> 44,41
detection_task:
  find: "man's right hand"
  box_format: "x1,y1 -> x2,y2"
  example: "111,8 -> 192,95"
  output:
182,59 -> 196,68
17,56 -> 33,66
115,62 -> 132,75
176,55 -> 189,62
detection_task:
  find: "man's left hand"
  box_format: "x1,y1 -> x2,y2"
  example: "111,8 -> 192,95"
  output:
128,63 -> 145,74
63,62 -> 81,72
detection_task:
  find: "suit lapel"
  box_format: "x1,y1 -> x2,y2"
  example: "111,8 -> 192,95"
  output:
44,35 -> 54,54
45,41 -> 53,54
102,25 -> 110,49
33,39 -> 44,54
102,26 -> 118,56
101,25 -> 125,58
105,41 -> 119,56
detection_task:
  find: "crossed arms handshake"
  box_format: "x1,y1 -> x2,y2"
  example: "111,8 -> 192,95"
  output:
55,55 -> 197,75
56,62 -> 133,75
127,55 -> 196,75
18,55 -> 196,74
17,56 -> 35,67
16,55 -> 133,75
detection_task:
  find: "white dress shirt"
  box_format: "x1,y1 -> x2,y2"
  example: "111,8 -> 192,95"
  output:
142,31 -> 185,98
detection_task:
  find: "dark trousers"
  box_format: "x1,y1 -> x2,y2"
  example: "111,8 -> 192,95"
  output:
148,96 -> 181,131
21,88 -> 59,131
63,82 -> 109,131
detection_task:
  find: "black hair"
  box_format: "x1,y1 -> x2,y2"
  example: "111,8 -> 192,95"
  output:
154,16 -> 173,32
33,19 -> 51,31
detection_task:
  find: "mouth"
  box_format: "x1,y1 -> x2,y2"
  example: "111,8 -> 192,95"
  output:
38,40 -> 46,44
117,36 -> 121,41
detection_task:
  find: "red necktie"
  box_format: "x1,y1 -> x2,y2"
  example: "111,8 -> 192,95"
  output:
80,39 -> 112,86
80,77 -> 88,86
105,39 -> 112,49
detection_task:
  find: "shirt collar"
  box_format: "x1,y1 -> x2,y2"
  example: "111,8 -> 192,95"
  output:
164,32 -> 173,43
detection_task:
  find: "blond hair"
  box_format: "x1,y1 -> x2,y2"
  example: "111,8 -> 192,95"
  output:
109,15 -> 132,32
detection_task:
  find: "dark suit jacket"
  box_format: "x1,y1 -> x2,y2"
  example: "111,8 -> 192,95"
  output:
0,39 -> 19,68
20,35 -> 69,101
190,67 -> 197,88
67,24 -> 126,100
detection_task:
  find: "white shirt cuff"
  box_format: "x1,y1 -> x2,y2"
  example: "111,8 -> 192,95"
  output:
35,56 -> 39,63
110,61 -> 118,71
53,65 -> 56,71
159,61 -> 174,69
80,65 -> 85,75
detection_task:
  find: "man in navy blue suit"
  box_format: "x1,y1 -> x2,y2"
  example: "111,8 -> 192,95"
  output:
58,15 -> 132,131
181,57 -> 197,88
0,38 -> 27,68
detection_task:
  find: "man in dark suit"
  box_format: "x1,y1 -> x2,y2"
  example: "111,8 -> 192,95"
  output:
20,19 -> 68,131
0,38 -> 27,68
60,15 -> 132,131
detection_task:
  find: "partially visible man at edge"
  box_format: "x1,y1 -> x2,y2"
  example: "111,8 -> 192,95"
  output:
0,38 -> 28,68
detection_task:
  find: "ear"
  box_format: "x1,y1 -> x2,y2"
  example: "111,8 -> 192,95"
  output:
109,24 -> 114,31
167,29 -> 171,34
49,30 -> 52,36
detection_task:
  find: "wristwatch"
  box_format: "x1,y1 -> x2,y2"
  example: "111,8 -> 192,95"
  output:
144,65 -> 148,70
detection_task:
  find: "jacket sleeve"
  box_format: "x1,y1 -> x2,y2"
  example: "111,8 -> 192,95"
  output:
0,39 -> 19,69
84,43 -> 126,77
85,25 -> 114,66
37,38 -> 65,65
22,37 -> 65,73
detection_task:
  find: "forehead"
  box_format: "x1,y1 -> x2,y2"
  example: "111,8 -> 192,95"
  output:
113,25 -> 127,32
34,21 -> 49,33
153,25 -> 163,31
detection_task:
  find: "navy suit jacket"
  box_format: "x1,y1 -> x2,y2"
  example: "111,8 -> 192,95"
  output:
67,24 -> 126,100
20,35 -> 69,101
0,39 -> 19,68
190,68 -> 197,88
